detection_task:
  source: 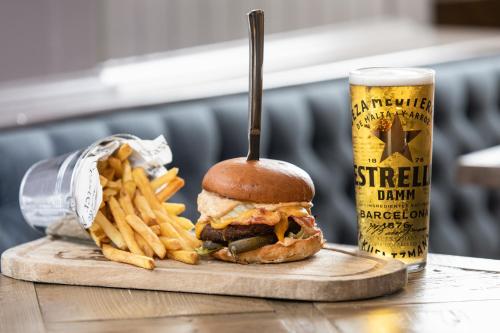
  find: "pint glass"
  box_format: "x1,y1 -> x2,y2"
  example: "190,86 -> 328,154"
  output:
349,68 -> 435,272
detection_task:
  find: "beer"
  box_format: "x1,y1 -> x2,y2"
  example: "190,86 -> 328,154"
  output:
349,68 -> 435,272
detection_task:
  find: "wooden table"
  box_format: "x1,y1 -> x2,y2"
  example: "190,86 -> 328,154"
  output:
457,145 -> 500,187
2,248 -> 499,333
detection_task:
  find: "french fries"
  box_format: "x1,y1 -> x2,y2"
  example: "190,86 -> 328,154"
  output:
126,215 -> 166,259
170,218 -> 202,249
158,221 -> 192,251
101,168 -> 115,181
103,188 -> 118,201
115,143 -> 133,161
123,181 -> 136,199
94,211 -> 127,250
162,202 -> 186,215
133,168 -> 163,211
105,180 -> 122,190
97,160 -> 109,174
172,215 -> 195,231
150,167 -> 178,190
155,209 -> 199,248
102,244 -> 155,270
88,223 -> 109,248
122,160 -> 136,197
135,233 -> 155,258
134,194 -> 156,225
118,191 -> 136,216
159,237 -> 183,251
108,197 -> 144,256
167,250 -> 199,265
99,175 -> 108,187
108,157 -> 123,177
150,225 -> 160,235
122,160 -> 132,181
158,221 -> 181,239
87,143 -> 197,270
156,177 -> 185,202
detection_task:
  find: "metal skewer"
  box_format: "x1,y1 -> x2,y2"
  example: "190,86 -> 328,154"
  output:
246,9 -> 264,161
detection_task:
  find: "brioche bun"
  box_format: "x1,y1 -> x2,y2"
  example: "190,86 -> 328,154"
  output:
202,157 -> 314,203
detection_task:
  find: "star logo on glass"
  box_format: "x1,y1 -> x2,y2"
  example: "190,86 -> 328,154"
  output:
372,115 -> 421,162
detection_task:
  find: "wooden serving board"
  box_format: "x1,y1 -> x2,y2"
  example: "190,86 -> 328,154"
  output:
1,237 -> 407,301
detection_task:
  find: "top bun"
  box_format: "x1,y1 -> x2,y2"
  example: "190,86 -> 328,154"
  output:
202,157 -> 314,203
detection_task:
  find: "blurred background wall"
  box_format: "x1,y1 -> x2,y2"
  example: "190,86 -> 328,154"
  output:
0,0 -> 432,83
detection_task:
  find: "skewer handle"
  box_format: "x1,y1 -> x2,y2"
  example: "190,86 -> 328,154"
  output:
247,9 -> 264,161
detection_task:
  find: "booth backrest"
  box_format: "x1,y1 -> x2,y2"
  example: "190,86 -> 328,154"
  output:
1,55 -> 500,258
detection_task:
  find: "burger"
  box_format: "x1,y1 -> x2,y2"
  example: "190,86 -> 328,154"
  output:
195,157 -> 324,264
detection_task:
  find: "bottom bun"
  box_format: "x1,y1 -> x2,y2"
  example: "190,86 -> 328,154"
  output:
212,232 -> 325,264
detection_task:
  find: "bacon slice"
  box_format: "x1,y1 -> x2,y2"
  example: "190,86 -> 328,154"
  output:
291,215 -> 320,236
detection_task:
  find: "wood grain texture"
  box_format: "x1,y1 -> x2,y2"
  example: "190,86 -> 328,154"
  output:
45,312 -> 289,333
1,237 -> 407,301
0,275 -> 45,333
312,256 -> 500,332
428,253 -> 500,272
269,300 -> 338,333
36,284 -> 272,322
1,246 -> 499,332
314,264 -> 500,309
41,300 -> 500,333
318,300 -> 500,333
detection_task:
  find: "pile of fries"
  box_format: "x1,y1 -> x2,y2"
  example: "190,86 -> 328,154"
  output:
88,143 -> 201,269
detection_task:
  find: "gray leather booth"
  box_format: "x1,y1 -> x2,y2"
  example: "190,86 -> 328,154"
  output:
1,55 -> 500,259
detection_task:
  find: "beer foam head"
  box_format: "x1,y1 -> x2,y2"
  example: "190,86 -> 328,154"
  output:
349,67 -> 435,86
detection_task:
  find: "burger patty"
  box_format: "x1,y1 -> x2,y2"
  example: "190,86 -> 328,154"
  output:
200,218 -> 301,244
200,224 -> 274,243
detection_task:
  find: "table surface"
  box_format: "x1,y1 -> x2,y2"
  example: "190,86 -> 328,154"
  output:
2,247 -> 499,333
457,145 -> 500,187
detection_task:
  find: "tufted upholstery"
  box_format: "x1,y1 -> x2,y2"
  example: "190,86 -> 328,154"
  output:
1,55 -> 500,259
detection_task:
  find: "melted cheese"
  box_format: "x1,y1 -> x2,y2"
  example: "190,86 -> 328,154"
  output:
195,220 -> 209,239
195,205 -> 310,241
210,209 -> 280,229
274,217 -> 289,242
277,206 -> 309,219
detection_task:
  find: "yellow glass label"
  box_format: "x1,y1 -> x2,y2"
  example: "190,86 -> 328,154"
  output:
350,84 -> 434,265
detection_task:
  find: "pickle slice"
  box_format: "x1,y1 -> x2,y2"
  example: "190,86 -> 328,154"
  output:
195,241 -> 224,256
203,240 -> 224,251
228,235 -> 276,255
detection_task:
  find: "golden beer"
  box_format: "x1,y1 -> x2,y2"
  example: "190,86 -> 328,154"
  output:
349,68 -> 435,272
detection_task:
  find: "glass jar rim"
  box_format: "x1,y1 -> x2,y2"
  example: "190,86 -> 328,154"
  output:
349,67 -> 435,86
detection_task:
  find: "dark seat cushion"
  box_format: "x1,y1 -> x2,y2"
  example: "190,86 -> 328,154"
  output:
1,55 -> 500,259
